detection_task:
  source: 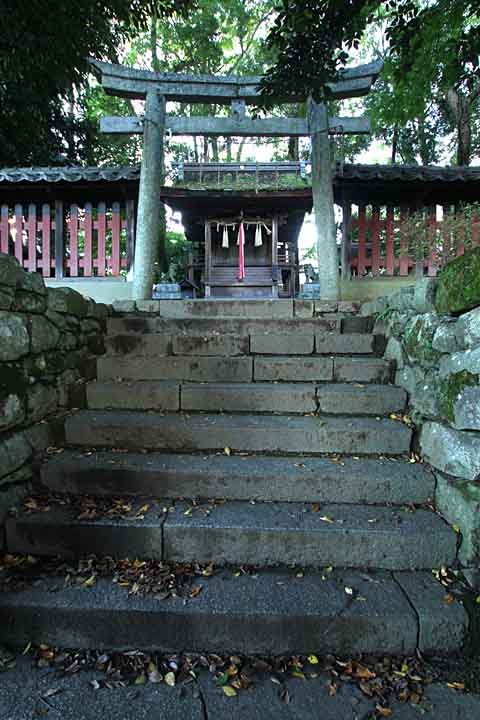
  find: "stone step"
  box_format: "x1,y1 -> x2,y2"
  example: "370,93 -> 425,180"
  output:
8,500 -> 452,569
162,501 -> 456,570
104,332 -> 379,358
41,451 -> 435,505
97,355 -> 393,383
0,569 -> 466,655
87,381 -> 407,415
107,315 -> 372,337
127,299 -> 360,319
65,411 -> 412,455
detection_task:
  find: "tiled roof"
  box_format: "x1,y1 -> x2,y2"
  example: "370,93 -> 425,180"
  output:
336,163 -> 480,183
0,166 -> 140,183
0,163 -> 479,185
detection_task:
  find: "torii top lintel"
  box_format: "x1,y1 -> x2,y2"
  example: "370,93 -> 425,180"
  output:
89,58 -> 383,104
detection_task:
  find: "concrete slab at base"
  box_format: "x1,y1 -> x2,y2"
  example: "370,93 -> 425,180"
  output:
159,299 -> 294,319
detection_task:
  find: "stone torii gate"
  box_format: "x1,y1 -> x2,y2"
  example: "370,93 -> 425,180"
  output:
90,59 -> 382,301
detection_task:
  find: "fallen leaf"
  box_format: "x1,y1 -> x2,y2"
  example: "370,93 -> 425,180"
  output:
452,524 -> 461,533
190,585 -> 203,598
222,685 -> 237,697
443,593 -> 455,605
165,672 -> 176,686
308,654 -> 319,665
376,705 -> 393,717
83,575 -> 96,588
447,682 -> 465,691
42,688 -> 62,698
345,586 -> 354,595
319,515 -> 334,524
224,447 -> 231,456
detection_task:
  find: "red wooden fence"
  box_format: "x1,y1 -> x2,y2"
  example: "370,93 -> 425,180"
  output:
347,203 -> 480,278
0,199 -> 135,278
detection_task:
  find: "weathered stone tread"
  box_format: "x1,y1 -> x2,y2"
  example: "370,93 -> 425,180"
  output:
65,411 -> 412,455
0,569 -> 466,654
41,451 -> 435,505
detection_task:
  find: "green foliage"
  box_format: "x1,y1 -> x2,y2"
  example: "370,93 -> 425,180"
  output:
174,172 -> 310,191
0,0 -> 192,165
162,230 -> 192,281
261,0 -> 480,164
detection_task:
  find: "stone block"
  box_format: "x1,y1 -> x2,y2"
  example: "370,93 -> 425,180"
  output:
413,278 -> 437,313
173,333 -> 248,356
87,381 -> 180,411
420,421 -> 480,481
250,333 -> 314,355
0,253 -> 21,287
24,419 -> 63,454
136,300 -> 162,314
435,472 -> 480,567
432,320 -> 459,353
0,312 -> 30,361
314,300 -> 338,314
317,383 -> 406,416
181,382 -> 316,414
0,392 -> 25,430
13,290 -> 46,314
254,357 -> 333,382
112,300 -> 136,313
333,358 -> 393,384
29,315 -> 60,353
435,246 -> 480,315
359,297 -> 388,317
47,287 -> 88,316
0,287 -> 14,310
403,313 -> 442,367
27,382 -> 58,423
316,333 -> 375,355
0,432 -> 32,481
98,355 -> 253,383
337,301 -> 360,313
294,300 -> 313,318
449,384 -> 480,431
439,346 -> 480,377
17,269 -> 46,295
160,300 -> 294,319
384,337 -> 405,369
105,334 -> 171,356
456,307 -> 480,349
387,286 -> 415,312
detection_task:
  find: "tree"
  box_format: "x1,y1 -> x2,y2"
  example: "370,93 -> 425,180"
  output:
261,0 -> 480,165
0,0 -> 192,165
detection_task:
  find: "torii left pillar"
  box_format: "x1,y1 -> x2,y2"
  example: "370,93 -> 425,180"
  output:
133,90 -> 166,300
308,99 -> 339,301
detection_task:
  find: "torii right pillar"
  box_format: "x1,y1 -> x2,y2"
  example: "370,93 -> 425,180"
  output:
308,99 -> 339,301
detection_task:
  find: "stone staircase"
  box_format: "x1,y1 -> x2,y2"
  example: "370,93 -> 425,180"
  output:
0,300 -> 468,656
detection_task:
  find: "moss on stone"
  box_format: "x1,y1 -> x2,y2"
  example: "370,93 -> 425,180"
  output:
403,315 -> 442,366
439,370 -> 480,423
435,246 -> 480,315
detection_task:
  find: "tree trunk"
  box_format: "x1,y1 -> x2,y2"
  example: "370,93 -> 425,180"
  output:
446,88 -> 471,166
308,99 -> 339,300
226,137 -> 232,162
210,137 -> 219,161
133,91 -> 166,300
236,138 -> 246,162
288,136 -> 299,160
391,126 -> 398,164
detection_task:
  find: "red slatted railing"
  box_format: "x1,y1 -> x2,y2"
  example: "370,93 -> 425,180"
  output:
347,203 -> 480,278
0,200 -> 134,278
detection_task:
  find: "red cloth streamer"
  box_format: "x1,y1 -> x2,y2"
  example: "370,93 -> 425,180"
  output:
237,221 -> 245,280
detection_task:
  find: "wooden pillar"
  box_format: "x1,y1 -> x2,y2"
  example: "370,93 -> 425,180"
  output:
308,99 -> 339,300
341,198 -> 352,281
54,200 -> 64,279
133,90 -> 166,300
271,214 -> 279,298
204,221 -> 212,298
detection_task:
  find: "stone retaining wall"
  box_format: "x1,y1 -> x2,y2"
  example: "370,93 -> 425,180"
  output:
0,254 -> 109,546
362,275 -> 480,586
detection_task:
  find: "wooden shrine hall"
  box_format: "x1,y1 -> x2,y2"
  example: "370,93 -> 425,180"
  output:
162,162 -> 312,298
